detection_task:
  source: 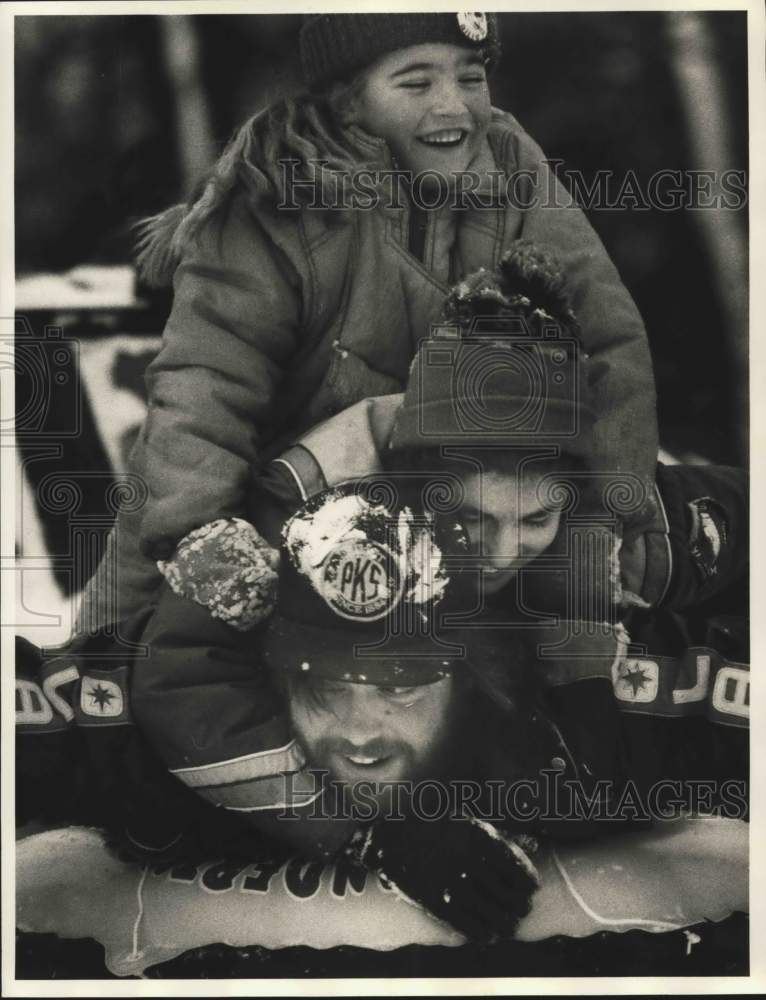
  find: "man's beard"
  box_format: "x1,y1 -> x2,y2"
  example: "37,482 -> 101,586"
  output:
289,684 -> 483,822
308,740 -> 464,822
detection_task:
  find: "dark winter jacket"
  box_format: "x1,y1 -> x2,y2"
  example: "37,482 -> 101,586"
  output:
77,108 -> 657,630
16,606 -> 748,862
122,458 -> 746,830
17,463 -> 749,854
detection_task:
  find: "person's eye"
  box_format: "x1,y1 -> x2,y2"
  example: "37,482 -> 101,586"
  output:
459,74 -> 486,86
398,79 -> 429,91
379,686 -> 419,699
525,510 -> 556,527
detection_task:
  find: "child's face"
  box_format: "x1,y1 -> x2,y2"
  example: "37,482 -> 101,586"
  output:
350,42 -> 492,178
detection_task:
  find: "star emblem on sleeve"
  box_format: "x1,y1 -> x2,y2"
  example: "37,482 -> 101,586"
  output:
623,664 -> 649,695
80,676 -> 124,718
88,682 -> 116,711
614,658 -> 659,704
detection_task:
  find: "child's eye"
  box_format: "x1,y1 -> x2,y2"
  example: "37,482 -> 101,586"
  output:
398,80 -> 430,91
459,75 -> 486,86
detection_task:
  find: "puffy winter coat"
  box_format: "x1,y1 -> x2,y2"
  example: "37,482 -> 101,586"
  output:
16,607 -> 748,861
77,108 -> 656,630
124,459 -> 746,822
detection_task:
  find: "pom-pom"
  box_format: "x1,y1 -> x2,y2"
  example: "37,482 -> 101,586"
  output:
497,241 -> 573,323
440,239 -> 579,337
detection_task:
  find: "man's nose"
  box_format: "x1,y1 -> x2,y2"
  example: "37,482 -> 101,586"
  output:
481,524 -> 520,570
334,688 -> 382,743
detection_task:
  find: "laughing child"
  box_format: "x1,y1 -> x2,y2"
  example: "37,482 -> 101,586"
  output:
80,12 -> 657,633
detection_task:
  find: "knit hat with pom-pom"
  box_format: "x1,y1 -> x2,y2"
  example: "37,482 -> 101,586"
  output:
387,240 -> 595,465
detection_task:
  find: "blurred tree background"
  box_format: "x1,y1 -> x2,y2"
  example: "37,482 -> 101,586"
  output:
15,11 -> 748,464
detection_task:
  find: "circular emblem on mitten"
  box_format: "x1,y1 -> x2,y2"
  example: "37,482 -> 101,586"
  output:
457,12 -> 488,41
320,540 -> 402,621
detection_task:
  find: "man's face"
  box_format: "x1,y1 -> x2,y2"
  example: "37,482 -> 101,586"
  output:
349,43 -> 492,178
288,675 -> 455,805
458,467 -> 562,595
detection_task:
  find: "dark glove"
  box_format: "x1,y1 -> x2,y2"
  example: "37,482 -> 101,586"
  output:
349,815 -> 540,942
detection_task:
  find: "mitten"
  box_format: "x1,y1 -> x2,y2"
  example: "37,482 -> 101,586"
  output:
349,815 -> 540,941
158,517 -> 279,631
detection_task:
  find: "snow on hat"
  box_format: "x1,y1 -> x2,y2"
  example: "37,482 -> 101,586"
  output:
299,12 -> 501,90
388,241 -> 596,464
260,479 -> 474,686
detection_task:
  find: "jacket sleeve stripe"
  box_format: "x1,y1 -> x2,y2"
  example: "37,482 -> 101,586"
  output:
170,740 -> 306,787
271,445 -> 327,501
270,456 -> 309,502
192,770 -> 322,811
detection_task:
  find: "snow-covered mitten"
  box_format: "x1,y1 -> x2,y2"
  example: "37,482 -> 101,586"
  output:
158,517 -> 279,631
349,815 -> 540,942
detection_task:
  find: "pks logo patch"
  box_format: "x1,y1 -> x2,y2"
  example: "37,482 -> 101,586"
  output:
80,676 -> 124,717
457,12 -> 488,41
319,541 -> 402,621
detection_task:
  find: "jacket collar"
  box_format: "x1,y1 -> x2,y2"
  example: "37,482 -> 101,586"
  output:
343,124 -> 396,171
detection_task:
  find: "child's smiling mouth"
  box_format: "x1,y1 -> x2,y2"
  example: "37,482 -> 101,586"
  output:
418,128 -> 468,147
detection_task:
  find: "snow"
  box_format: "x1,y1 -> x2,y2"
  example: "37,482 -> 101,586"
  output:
684,930 -> 701,955
284,490 -> 449,610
